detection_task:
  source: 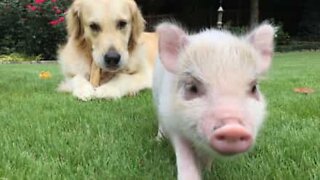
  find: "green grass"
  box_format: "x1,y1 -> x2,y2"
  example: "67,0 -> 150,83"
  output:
0,51 -> 319,179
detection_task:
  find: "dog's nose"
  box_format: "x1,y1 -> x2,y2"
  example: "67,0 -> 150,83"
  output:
104,50 -> 121,67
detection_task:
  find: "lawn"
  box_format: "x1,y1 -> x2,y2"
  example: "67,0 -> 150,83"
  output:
0,51 -> 319,179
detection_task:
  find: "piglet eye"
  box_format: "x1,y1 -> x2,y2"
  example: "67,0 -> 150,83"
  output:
117,20 -> 127,30
183,78 -> 205,101
251,84 -> 257,94
185,83 -> 198,94
249,82 -> 259,100
89,22 -> 101,32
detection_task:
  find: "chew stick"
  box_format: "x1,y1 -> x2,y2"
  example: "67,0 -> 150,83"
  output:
89,60 -> 101,87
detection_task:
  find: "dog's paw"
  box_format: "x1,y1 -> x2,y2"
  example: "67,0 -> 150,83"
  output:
71,75 -> 95,101
57,80 -> 72,93
95,85 -> 122,99
127,91 -> 138,97
73,84 -> 95,101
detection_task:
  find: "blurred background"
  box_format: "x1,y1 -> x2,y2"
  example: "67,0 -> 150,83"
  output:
0,0 -> 319,60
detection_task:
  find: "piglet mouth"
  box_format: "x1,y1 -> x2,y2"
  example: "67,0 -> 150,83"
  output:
209,124 -> 253,156
211,139 -> 252,156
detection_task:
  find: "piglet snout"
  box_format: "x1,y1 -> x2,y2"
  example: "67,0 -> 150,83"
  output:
211,122 -> 252,155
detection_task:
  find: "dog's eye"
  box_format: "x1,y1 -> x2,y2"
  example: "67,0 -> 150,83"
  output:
117,20 -> 127,30
89,22 -> 101,32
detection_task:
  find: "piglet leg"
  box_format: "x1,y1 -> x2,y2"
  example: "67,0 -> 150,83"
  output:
171,135 -> 201,180
156,124 -> 166,141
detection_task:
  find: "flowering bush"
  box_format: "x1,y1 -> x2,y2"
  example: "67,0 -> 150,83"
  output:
26,0 -> 68,27
0,0 -> 72,59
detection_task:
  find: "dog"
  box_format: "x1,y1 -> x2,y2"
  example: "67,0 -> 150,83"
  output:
57,0 -> 158,101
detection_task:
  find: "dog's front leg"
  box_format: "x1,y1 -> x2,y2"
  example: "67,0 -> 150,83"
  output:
94,71 -> 151,99
72,75 -> 95,101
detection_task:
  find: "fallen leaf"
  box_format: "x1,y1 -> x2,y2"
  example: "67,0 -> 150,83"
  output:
293,87 -> 315,94
39,71 -> 52,79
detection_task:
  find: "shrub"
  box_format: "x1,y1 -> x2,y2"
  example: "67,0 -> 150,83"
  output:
267,19 -> 290,46
274,23 -> 290,45
227,21 -> 291,46
0,0 -> 23,54
228,26 -> 248,35
0,53 -> 42,63
276,41 -> 320,52
0,0 -> 72,60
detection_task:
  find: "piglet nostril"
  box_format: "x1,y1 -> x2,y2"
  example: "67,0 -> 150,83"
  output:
240,134 -> 250,141
104,51 -> 121,67
217,135 -> 225,141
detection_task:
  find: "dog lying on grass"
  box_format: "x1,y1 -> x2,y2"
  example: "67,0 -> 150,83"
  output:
57,0 -> 158,101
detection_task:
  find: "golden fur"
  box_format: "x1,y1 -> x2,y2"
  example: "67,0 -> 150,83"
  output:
57,0 -> 158,100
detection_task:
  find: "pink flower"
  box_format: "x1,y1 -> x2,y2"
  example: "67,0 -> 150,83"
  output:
58,16 -> 65,22
49,19 -> 59,26
35,0 -> 45,4
53,6 -> 62,14
49,16 -> 65,26
26,4 -> 37,11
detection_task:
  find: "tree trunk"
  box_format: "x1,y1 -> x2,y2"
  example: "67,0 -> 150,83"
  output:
250,0 -> 259,28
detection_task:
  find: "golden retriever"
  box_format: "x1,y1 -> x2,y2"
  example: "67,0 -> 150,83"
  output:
57,0 -> 158,100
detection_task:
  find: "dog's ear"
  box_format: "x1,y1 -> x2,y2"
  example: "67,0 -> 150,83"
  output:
66,1 -> 84,39
128,0 -> 145,52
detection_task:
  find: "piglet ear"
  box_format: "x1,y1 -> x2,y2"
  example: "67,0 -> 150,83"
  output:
247,23 -> 275,74
156,23 -> 189,73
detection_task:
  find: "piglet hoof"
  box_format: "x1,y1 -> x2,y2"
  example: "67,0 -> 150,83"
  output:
156,130 -> 164,143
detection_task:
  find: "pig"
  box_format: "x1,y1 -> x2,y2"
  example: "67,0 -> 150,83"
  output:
153,22 -> 275,180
